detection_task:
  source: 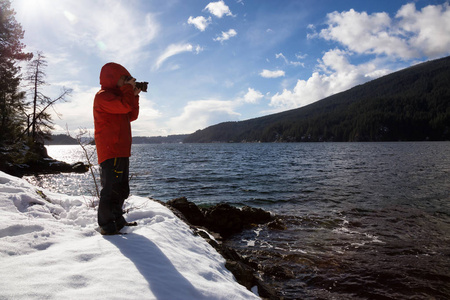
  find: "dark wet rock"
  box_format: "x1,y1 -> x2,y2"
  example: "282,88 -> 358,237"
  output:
166,197 -> 205,226
349,220 -> 363,227
241,205 -> 272,225
203,203 -> 244,239
196,229 -> 221,249
165,198 -> 272,240
203,203 -> 272,239
3,158 -> 89,177
163,198 -> 282,299
70,162 -> 88,173
267,218 -> 287,230
254,278 -> 282,300
263,265 -> 296,280
0,143 -> 88,177
225,260 -> 255,289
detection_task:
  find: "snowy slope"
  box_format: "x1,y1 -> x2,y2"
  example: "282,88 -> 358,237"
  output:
0,171 -> 259,300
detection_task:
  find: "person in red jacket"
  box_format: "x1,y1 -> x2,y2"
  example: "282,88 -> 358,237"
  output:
93,62 -> 140,235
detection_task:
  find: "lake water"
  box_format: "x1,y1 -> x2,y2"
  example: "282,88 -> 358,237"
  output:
29,142 -> 450,299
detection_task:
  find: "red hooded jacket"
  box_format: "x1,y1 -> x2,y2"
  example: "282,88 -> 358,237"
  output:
93,63 -> 139,164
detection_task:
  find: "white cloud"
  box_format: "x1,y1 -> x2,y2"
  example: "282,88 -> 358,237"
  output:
155,43 -> 202,70
129,100 -> 163,136
260,69 -> 285,78
243,88 -> 264,104
295,53 -> 308,60
320,9 -> 416,58
396,3 -> 450,58
214,29 -> 237,43
187,16 -> 212,31
63,10 -> 77,24
14,1 -> 160,66
50,85 -> 99,134
204,1 -> 233,18
269,49 -> 390,110
167,100 -> 240,133
275,53 -> 305,67
195,45 -> 204,53
275,53 -> 288,62
271,3 -> 450,113
318,3 -> 450,59
167,87 -> 263,133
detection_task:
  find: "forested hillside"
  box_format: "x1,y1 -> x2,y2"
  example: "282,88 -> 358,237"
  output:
133,134 -> 189,144
46,134 -> 78,145
184,56 -> 450,143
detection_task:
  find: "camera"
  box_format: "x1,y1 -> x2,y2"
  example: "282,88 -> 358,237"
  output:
135,81 -> 149,92
125,76 -> 149,92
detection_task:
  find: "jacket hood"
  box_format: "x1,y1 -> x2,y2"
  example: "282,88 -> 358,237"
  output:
99,62 -> 131,89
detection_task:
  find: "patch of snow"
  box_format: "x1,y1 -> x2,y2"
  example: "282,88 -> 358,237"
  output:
0,171 -> 259,299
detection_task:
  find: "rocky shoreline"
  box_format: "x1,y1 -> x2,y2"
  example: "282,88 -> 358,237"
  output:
0,144 -> 88,178
162,197 -> 286,299
1,158 -> 89,178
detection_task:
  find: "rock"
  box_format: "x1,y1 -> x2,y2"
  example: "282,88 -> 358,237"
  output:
202,204 -> 273,239
267,218 -> 287,230
204,203 -> 244,239
165,199 -> 274,239
161,198 -> 282,299
254,278 -> 282,300
196,230 -> 220,249
263,265 -> 295,279
23,159 -> 88,176
0,155 -> 88,177
0,142 -> 88,177
219,244 -> 243,263
166,197 -> 205,226
225,260 -> 255,289
241,206 -> 272,224
71,162 -> 89,173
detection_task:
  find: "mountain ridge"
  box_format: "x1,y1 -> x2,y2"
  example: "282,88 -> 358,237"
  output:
184,56 -> 450,143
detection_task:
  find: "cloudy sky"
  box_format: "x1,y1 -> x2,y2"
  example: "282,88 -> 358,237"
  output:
11,0 -> 450,137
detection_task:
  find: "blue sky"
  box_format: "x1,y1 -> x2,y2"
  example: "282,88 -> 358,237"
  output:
11,0 -> 450,137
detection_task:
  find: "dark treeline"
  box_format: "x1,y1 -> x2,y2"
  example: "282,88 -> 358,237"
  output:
46,134 -> 190,145
46,134 -> 78,145
185,56 -> 450,143
132,134 -> 189,144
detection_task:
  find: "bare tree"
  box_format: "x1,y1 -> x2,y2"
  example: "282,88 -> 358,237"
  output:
65,126 -> 100,207
75,128 -> 100,200
22,52 -> 72,144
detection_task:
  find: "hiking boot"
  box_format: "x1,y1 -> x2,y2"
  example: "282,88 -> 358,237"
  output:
100,221 -> 119,235
100,227 -> 119,235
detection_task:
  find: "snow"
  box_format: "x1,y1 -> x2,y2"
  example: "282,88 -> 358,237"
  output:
0,171 -> 259,299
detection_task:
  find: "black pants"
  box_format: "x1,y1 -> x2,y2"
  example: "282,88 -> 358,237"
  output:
98,157 -> 130,233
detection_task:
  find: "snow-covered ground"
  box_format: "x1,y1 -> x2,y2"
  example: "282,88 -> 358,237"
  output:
0,171 -> 259,299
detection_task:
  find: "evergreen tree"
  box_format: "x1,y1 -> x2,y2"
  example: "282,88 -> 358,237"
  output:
0,0 -> 33,146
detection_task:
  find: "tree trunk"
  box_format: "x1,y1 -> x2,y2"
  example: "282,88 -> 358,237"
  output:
32,63 -> 38,141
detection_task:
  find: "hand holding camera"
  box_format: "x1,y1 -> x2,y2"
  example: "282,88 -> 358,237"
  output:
125,76 -> 149,93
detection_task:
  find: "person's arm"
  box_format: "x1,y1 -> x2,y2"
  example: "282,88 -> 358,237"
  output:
124,77 -> 140,122
94,81 -> 139,114
128,95 -> 139,122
